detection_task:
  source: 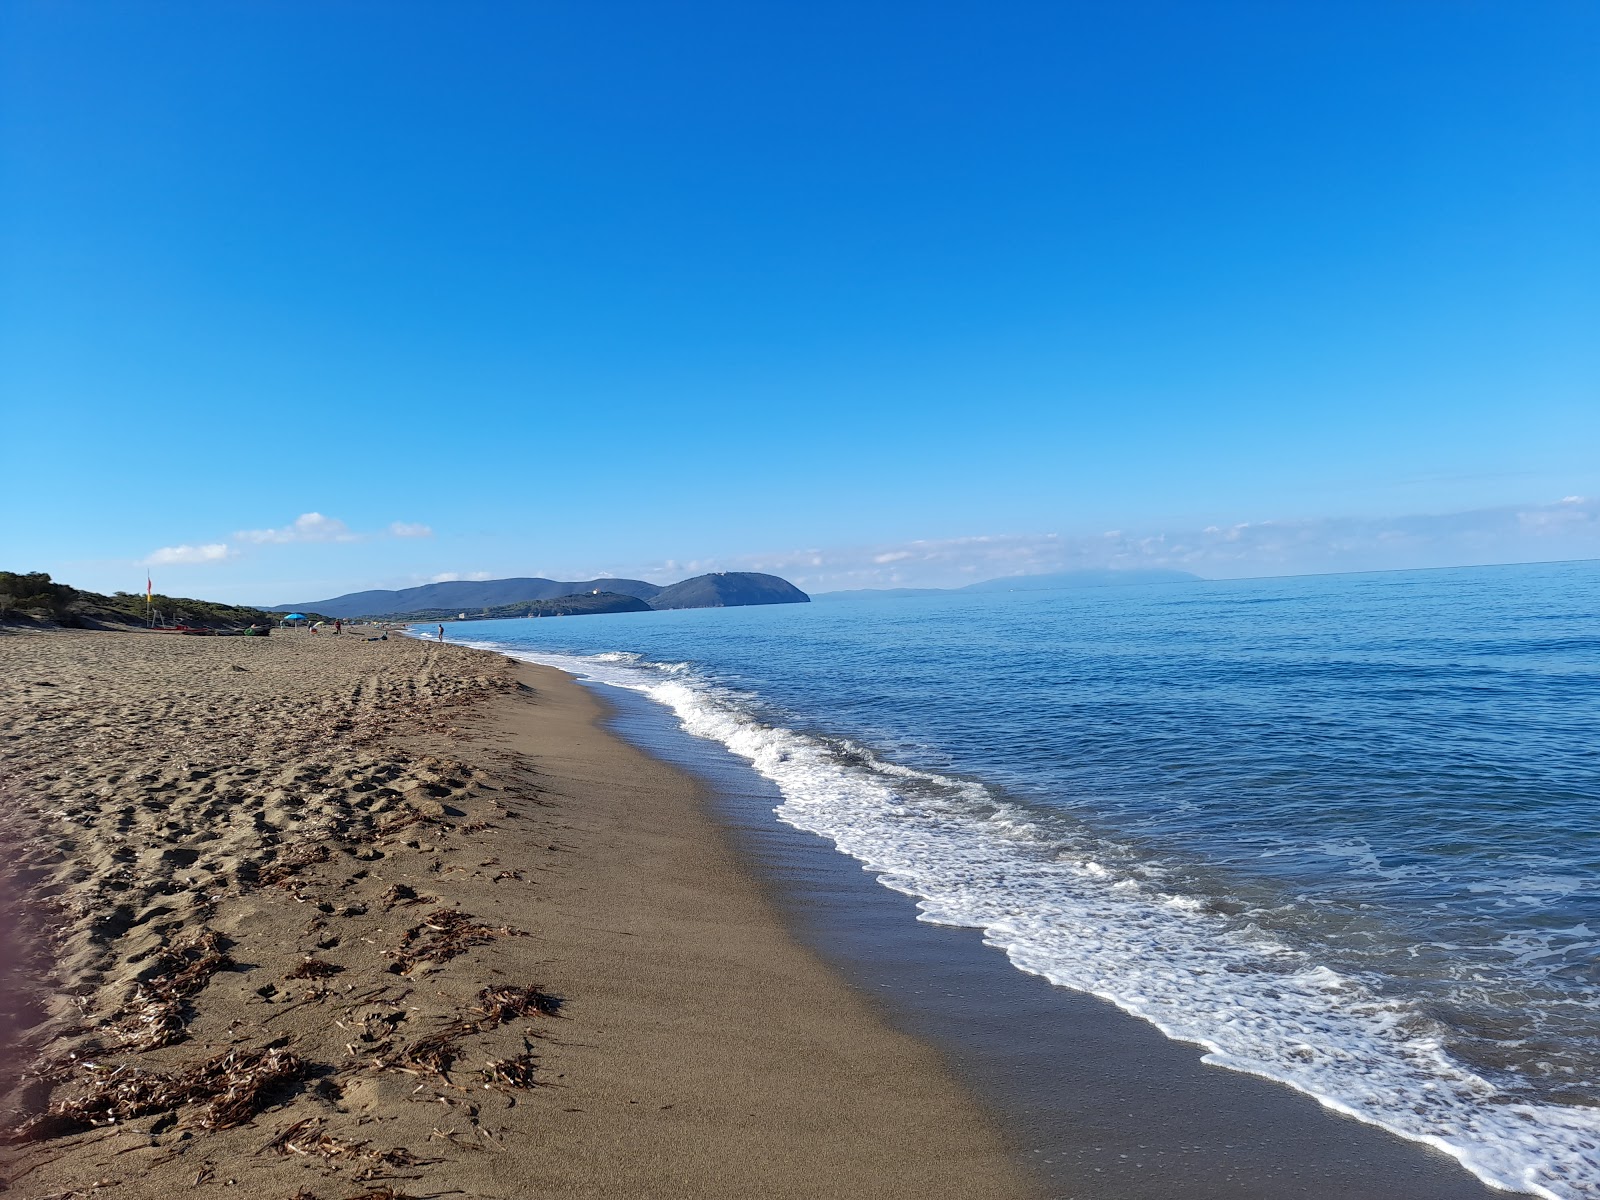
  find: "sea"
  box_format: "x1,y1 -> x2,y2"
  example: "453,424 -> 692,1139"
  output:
426,559 -> 1600,1200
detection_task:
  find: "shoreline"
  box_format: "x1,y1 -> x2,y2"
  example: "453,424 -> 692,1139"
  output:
497,644 -> 1535,1200
0,630 -> 1034,1198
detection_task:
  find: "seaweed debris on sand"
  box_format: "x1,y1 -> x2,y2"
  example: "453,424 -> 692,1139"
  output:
0,629 -> 1036,1200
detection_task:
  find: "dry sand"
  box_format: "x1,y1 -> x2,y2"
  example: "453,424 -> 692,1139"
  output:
0,629 -> 1036,1199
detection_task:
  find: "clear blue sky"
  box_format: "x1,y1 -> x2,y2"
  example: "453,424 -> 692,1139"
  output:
3,2 -> 1596,600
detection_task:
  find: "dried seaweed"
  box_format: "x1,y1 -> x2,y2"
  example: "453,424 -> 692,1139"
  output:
286,958 -> 343,980
380,883 -> 432,910
258,843 -> 332,887
386,909 -> 520,975
114,999 -> 186,1051
260,1117 -> 433,1171
372,810 -> 429,837
480,1053 -> 539,1090
260,1115 -> 324,1155
154,930 -> 236,996
195,1046 -> 305,1129
112,930 -> 236,1050
476,984 -> 562,1027
11,1046 -> 304,1142
397,1028 -> 468,1078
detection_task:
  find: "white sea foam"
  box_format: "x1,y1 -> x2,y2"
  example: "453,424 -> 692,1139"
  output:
461,638 -> 1600,1200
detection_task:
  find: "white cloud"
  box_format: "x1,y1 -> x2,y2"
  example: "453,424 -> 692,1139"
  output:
429,571 -> 492,583
158,512 -> 433,560
637,496 -> 1600,592
236,512 -> 359,545
144,543 -> 233,566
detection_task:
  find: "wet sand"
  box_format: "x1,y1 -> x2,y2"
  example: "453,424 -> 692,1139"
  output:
590,679 -> 1529,1200
0,630 -> 1034,1199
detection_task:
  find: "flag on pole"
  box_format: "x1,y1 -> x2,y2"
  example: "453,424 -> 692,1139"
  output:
146,573 -> 153,605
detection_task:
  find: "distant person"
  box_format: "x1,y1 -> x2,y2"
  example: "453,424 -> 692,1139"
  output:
334,619 -> 342,635
437,624 -> 446,642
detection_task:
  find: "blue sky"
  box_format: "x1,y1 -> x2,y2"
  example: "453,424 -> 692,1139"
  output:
3,2 -> 1595,601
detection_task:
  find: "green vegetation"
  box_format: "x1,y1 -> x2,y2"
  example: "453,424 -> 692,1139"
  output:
0,571 -> 76,621
0,571 -> 328,630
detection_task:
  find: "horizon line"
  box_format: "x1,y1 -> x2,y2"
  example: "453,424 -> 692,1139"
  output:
811,555 -> 1600,594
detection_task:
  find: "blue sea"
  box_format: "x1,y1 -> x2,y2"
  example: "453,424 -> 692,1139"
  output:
430,560 -> 1600,1199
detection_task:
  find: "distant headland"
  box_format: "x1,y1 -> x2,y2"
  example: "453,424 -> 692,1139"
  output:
272,571 -> 810,621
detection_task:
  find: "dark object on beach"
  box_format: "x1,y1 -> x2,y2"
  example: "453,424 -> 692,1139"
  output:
10,1045 -> 304,1141
380,882 -> 430,909
286,958 -> 342,980
477,984 -> 563,1026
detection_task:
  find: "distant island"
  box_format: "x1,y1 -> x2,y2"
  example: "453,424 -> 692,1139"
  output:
274,571 -> 810,621
815,568 -> 1201,601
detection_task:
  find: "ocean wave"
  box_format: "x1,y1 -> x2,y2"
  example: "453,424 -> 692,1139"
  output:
493,644 -> 1600,1200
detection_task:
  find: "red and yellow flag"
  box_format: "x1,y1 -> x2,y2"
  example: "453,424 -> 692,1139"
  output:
146,574 -> 153,604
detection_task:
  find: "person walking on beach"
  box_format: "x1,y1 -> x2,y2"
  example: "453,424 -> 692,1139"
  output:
333,619 -> 342,635
437,624 -> 446,642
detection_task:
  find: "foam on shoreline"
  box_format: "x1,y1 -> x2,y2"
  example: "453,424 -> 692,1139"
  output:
459,640 -> 1598,1200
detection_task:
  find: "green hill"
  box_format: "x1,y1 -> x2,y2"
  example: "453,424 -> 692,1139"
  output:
0,571 -> 325,631
649,572 -> 811,609
278,570 -> 810,619
369,592 -> 652,622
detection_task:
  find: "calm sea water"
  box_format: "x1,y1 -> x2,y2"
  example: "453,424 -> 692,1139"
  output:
433,560 -> 1600,1199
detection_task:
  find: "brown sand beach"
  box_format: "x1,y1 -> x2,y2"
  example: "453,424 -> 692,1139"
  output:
0,630 -> 1035,1199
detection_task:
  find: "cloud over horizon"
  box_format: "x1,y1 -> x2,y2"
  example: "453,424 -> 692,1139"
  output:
143,512 -> 435,569
140,497 -> 1598,600
143,543 -> 233,566
636,496 -> 1600,592
236,512 -> 359,545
